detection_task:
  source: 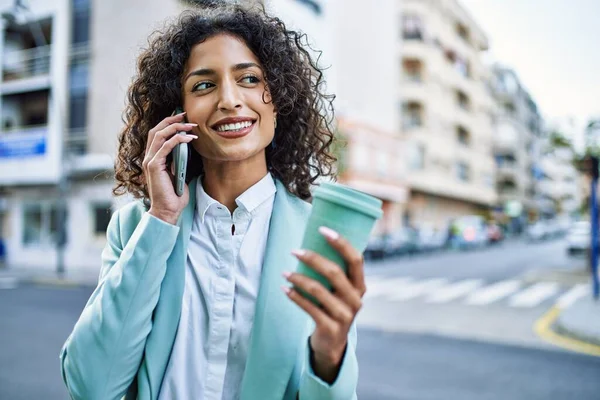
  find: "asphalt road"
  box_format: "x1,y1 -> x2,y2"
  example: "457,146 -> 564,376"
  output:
0,238 -> 597,400
365,237 -> 585,281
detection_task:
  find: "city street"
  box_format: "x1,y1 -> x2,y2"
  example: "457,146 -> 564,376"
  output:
1,238 -> 599,400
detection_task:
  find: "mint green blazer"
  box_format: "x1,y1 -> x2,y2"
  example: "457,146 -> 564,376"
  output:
60,179 -> 358,400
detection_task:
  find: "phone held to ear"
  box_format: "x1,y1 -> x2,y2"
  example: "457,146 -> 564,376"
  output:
171,107 -> 188,197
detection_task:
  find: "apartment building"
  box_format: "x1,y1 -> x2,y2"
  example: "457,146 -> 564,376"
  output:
0,0 -> 112,272
399,0 -> 497,230
489,65 -> 544,229
538,118 -> 583,217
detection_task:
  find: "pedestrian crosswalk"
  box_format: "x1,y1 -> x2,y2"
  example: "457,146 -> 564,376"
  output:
365,275 -> 589,309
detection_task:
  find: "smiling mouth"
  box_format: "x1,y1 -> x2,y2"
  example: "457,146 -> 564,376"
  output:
212,120 -> 255,132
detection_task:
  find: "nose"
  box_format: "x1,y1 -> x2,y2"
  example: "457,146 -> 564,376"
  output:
217,78 -> 242,111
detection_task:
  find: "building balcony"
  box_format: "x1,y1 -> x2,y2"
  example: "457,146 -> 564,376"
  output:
402,41 -> 437,65
1,45 -> 52,94
402,79 -> 429,104
2,45 -> 51,80
0,125 -> 47,158
496,162 -> 521,181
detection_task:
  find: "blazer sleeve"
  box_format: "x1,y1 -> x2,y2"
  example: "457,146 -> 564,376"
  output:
298,323 -> 359,400
59,210 -> 180,400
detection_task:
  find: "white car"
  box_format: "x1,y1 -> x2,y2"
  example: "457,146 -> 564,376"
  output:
566,221 -> 592,256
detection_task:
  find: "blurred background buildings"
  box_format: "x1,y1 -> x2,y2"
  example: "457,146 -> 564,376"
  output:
0,0 -> 590,273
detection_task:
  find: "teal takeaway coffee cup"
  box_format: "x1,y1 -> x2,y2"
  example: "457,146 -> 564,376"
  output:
295,182 -> 383,304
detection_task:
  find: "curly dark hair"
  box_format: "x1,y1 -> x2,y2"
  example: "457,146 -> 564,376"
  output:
113,3 -> 337,201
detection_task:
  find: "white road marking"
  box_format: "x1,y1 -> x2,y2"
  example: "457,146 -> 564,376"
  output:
365,277 -> 413,299
387,278 -> 449,301
425,279 -> 484,303
0,277 -> 18,289
509,282 -> 560,308
555,283 -> 589,309
464,280 -> 522,305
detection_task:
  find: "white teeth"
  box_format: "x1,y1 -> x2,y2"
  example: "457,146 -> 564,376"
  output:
216,121 -> 252,132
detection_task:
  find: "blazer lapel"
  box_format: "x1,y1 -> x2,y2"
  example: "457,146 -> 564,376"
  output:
240,181 -> 311,400
136,179 -> 197,399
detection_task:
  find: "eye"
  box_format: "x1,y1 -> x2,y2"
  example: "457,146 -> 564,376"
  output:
192,81 -> 214,92
240,75 -> 260,84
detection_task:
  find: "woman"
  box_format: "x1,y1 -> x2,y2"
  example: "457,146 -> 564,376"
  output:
61,4 -> 365,400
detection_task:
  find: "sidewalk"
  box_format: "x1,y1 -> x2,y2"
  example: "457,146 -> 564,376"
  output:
0,265 -> 99,288
555,294 -> 600,348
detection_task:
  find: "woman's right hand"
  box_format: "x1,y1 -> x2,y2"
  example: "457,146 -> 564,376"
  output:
143,112 -> 198,225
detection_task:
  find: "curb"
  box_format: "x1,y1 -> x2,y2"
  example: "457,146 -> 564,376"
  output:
554,317 -> 600,348
27,277 -> 87,288
534,306 -> 600,357
0,274 -> 97,289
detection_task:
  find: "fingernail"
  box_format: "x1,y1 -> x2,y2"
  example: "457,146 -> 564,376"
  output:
176,111 -> 186,116
281,285 -> 291,294
319,226 -> 339,240
291,249 -> 306,257
185,123 -> 198,127
186,135 -> 198,139
282,271 -> 292,279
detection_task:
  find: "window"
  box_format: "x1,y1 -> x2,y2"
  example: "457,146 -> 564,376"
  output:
456,162 -> 469,182
457,126 -> 470,146
403,15 -> 423,40
456,22 -> 470,43
504,102 -> 516,115
408,143 -> 425,170
93,203 -> 112,235
22,203 -> 65,246
403,58 -> 423,82
456,90 -> 470,111
402,102 -> 423,129
444,50 -> 470,78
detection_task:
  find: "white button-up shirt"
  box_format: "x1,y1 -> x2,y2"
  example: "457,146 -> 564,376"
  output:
158,173 -> 277,400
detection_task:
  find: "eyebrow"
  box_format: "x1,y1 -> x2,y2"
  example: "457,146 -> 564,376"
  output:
184,62 -> 261,82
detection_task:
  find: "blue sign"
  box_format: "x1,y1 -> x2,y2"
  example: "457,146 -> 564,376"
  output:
0,133 -> 46,158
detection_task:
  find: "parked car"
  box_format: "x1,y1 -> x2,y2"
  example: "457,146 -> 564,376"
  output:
416,226 -> 448,253
449,216 -> 489,250
526,221 -> 548,241
385,228 -> 419,257
364,235 -> 387,260
566,220 -> 592,256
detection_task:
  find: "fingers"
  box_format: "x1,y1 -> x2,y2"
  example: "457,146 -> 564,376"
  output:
145,111 -> 187,153
319,227 -> 367,297
145,133 -> 197,173
292,250 -> 362,313
142,122 -> 197,171
146,122 -> 197,159
282,285 -> 338,332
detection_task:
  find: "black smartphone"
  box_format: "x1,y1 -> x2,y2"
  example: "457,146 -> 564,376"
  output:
171,107 -> 188,196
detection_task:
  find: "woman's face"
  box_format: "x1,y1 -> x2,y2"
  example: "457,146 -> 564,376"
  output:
181,33 -> 276,168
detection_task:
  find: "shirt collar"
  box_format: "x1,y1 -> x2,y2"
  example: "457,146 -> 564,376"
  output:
235,172 -> 277,215
195,173 -> 277,223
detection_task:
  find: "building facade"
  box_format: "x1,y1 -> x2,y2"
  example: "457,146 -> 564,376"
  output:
489,65 -> 544,229
0,0 -> 115,272
399,0 -> 497,229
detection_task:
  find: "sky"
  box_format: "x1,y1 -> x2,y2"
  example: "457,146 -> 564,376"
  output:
460,0 -> 600,149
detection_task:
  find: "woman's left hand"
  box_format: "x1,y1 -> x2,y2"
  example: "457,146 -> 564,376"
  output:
282,226 -> 366,384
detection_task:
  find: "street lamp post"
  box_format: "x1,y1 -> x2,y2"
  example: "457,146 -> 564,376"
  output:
590,156 -> 599,300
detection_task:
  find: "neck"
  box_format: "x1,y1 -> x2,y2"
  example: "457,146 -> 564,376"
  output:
201,153 -> 269,213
